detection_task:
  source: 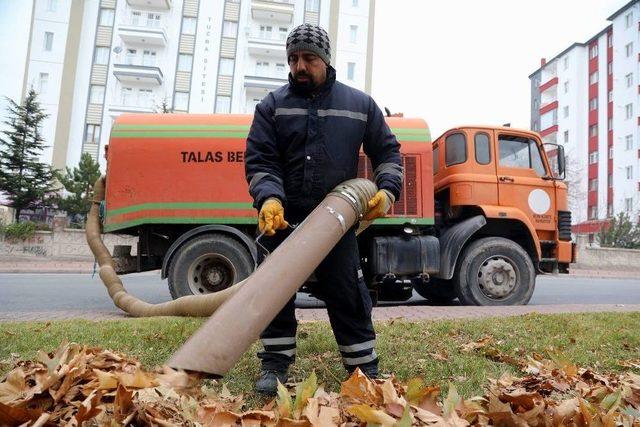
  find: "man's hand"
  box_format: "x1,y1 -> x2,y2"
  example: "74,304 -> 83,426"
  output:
363,190 -> 395,221
259,198 -> 289,236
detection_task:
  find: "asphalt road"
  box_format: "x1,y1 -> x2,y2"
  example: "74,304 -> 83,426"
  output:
0,273 -> 639,313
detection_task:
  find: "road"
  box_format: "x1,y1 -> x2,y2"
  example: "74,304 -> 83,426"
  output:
1,273 -> 639,316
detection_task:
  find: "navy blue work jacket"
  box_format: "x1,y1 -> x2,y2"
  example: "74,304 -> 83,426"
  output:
245,66 -> 403,214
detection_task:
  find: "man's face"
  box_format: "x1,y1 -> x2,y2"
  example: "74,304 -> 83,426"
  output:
288,50 -> 327,91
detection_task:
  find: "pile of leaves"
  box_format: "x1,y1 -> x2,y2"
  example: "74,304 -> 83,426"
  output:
1,341 -> 639,426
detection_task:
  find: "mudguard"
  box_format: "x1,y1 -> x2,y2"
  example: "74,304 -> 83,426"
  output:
161,225 -> 258,279
436,215 -> 486,280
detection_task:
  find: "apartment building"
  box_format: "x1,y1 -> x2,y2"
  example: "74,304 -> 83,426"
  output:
9,0 -> 375,171
530,0 -> 640,231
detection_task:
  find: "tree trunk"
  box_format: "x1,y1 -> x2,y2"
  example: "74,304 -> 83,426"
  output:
14,208 -> 21,223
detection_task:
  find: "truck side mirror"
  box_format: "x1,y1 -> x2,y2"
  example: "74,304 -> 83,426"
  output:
542,143 -> 565,180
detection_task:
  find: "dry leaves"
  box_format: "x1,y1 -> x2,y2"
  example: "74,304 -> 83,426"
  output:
0,340 -> 639,426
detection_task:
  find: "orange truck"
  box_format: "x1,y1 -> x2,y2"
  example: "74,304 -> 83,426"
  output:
104,114 -> 575,306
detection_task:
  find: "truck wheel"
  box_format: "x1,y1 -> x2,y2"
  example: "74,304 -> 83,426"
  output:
167,234 -> 254,299
414,278 -> 457,305
454,237 -> 535,306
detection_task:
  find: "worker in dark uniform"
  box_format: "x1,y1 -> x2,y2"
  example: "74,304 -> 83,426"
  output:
245,23 -> 403,395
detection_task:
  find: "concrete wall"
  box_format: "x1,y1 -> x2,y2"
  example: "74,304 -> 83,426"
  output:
573,234 -> 640,270
0,215 -> 137,259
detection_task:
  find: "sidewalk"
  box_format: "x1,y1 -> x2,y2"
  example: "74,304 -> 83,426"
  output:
1,256 -> 639,278
1,303 -> 638,323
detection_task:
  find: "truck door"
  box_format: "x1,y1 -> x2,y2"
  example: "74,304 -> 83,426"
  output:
495,133 -> 556,233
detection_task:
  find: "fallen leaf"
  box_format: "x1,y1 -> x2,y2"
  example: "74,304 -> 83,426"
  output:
346,403 -> 396,427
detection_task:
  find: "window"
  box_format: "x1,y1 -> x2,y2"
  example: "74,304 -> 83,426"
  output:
275,62 -> 285,74
131,11 -> 141,26
146,13 -> 161,28
278,27 -> 288,40
43,31 -> 53,51
589,44 -> 598,59
142,49 -> 156,66
223,21 -> 237,38
474,133 -> 490,165
608,62 -> 612,75
219,58 -> 234,75
589,151 -> 598,164
608,90 -> 613,103
182,17 -> 197,35
626,198 -> 634,213
625,12 -> 633,28
173,92 -> 189,111
540,109 -> 557,130
445,133 -> 467,166
626,73 -> 633,88
256,61 -> 269,75
608,118 -> 612,130
563,81 -> 569,93
138,88 -> 153,107
589,125 -> 598,137
433,145 -> 440,174
121,87 -> 133,105
125,48 -> 137,65
626,134 -> 634,150
626,166 -> 633,179
47,0 -> 57,12
626,103 -> 633,120
589,178 -> 598,191
563,106 -> 569,118
38,73 -> 49,94
215,96 -> 231,113
349,25 -> 358,43
99,8 -> 114,26
85,124 -> 101,144
89,85 -> 104,103
608,174 -> 613,188
352,0 -> 358,6
177,54 -> 192,72
259,25 -> 273,39
589,72 -> 598,85
626,42 -> 633,57
564,130 -> 569,143
589,206 -> 598,220
607,203 -> 613,217
94,47 -> 109,64
306,0 -> 320,12
608,35 -> 613,48
498,135 -> 546,177
563,56 -> 569,70
347,62 -> 355,80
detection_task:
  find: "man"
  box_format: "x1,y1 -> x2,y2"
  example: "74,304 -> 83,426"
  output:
245,23 -> 403,395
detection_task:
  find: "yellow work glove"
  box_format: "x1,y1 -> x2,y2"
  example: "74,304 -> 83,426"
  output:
259,198 -> 289,236
363,190 -> 395,221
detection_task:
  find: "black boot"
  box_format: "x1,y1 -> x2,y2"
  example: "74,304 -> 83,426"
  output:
255,369 -> 288,395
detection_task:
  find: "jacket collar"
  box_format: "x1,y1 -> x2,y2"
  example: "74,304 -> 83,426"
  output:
288,66 -> 336,97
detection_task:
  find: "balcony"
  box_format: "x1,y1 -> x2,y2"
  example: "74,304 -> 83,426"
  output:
247,32 -> 286,56
244,74 -> 288,90
539,77 -> 558,93
126,0 -> 171,9
118,22 -> 167,46
113,63 -> 163,85
251,0 -> 294,23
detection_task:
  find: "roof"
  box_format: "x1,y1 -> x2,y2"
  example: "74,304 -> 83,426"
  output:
607,0 -> 639,20
433,125 -> 539,142
527,42 -> 585,79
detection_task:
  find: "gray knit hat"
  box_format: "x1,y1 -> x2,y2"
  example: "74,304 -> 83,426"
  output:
286,24 -> 331,65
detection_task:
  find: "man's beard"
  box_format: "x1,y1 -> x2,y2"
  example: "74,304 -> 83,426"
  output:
293,71 -> 316,92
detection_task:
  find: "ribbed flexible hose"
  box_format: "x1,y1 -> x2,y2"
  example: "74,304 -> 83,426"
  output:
86,176 -> 376,318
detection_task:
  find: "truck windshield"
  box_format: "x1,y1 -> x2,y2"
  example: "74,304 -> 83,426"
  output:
498,135 -> 546,177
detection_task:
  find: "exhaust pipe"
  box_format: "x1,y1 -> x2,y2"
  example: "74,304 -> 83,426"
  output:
167,178 -> 377,376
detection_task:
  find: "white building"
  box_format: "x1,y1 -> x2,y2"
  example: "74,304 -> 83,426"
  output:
530,0 -> 640,234
5,0 -> 376,171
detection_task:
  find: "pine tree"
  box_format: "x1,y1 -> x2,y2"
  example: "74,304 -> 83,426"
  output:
54,152 -> 101,225
597,211 -> 640,249
0,90 -> 57,222
155,97 -> 172,113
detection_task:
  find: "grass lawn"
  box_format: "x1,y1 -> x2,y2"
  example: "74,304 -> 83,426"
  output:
1,312 -> 639,406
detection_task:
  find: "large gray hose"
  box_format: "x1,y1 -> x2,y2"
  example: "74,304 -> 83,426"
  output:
86,176 -> 376,318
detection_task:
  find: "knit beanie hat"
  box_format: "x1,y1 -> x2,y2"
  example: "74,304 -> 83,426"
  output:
286,24 -> 331,65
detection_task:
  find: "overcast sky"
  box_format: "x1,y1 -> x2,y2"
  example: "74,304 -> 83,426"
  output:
371,0 -> 628,138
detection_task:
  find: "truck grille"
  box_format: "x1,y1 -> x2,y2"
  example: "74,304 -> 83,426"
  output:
558,210 -> 572,241
358,155 -> 419,216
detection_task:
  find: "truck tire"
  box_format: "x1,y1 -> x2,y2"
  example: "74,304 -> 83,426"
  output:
454,237 -> 535,306
167,234 -> 254,299
414,278 -> 457,305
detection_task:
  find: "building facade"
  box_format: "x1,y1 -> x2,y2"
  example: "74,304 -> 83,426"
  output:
11,0 -> 375,171
530,0 -> 640,230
